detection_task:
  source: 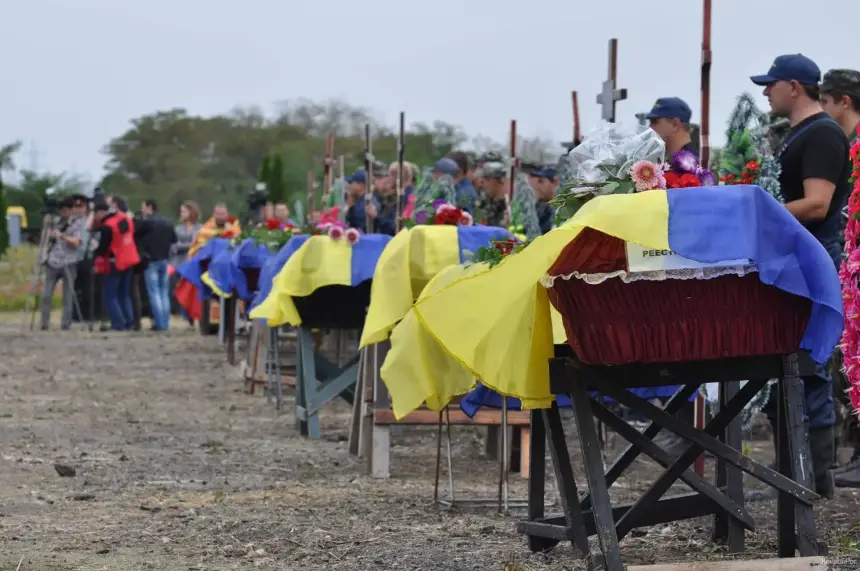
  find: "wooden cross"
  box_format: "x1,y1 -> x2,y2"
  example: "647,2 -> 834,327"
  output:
700,0 -> 713,168
595,38 -> 628,123
560,91 -> 582,151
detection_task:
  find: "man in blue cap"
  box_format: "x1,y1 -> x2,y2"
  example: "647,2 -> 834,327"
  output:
530,165 -> 558,235
344,169 -> 381,233
431,157 -> 459,182
647,97 -> 697,158
746,54 -> 853,501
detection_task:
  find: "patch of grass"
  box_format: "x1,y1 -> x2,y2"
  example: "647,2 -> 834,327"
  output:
0,245 -> 62,312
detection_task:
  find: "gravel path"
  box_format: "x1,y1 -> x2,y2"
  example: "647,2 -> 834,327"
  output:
0,325 -> 857,570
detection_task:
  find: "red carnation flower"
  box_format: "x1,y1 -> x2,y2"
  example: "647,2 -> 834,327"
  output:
679,173 -> 701,188
265,219 -> 280,230
664,172 -> 682,188
746,160 -> 761,171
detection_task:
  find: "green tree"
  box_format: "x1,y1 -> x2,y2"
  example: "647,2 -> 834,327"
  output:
0,141 -> 22,172
98,99 -> 511,221
0,175 -> 8,258
268,154 -> 286,204
258,155 -> 271,184
3,171 -> 86,227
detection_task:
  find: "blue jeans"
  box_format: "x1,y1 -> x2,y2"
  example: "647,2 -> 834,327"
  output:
103,268 -> 134,331
144,260 -> 171,330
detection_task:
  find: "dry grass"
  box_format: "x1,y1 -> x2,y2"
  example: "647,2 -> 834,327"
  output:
0,245 -> 63,312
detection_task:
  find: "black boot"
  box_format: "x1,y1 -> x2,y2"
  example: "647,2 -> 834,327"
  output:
835,445 -> 860,488
809,426 -> 835,499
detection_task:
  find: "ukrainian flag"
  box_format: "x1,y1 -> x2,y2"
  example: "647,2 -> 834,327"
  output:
360,224 -> 512,348
250,234 -> 391,326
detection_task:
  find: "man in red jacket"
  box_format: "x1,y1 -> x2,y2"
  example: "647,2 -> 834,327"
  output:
92,201 -> 141,331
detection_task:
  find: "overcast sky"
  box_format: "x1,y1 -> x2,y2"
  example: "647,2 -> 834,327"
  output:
2,0 -> 856,181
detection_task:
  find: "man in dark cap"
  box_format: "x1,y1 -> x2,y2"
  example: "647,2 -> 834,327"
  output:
370,161 -> 397,235
746,54 -> 852,500
820,68 -> 860,488
821,68 -> 860,145
530,165 -> 558,235
647,97 -> 697,158
344,169 -> 381,233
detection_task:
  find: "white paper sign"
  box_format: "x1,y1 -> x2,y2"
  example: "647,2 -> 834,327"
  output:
625,242 -> 750,273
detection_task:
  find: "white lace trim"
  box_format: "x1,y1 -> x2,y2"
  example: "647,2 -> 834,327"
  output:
540,264 -> 759,287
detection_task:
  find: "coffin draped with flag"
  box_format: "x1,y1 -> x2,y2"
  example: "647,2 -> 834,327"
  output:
249,234 -> 392,327
174,219 -> 241,321
378,185 -> 844,420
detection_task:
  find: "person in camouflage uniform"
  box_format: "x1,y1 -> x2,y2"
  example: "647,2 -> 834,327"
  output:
473,161 -> 509,228
471,151 -> 504,193
820,68 -> 860,487
821,68 -> 860,146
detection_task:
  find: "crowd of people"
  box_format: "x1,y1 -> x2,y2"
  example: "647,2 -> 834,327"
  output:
40,194 -> 219,333
340,151 -> 559,235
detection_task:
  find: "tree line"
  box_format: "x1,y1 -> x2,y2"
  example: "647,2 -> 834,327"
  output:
1,99 -> 557,227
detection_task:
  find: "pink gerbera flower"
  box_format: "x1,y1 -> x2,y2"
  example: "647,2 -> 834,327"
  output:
328,225 -> 345,240
630,160 -> 660,191
345,228 -> 360,245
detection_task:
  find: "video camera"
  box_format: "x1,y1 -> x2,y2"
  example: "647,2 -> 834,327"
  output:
41,187 -> 61,215
245,182 -> 269,223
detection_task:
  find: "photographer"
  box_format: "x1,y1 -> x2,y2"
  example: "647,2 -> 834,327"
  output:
41,196 -> 85,330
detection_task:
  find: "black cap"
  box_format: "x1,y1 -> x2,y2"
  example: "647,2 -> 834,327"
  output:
93,201 -> 109,212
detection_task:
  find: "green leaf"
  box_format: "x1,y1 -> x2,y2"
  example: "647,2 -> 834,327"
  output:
596,181 -> 619,195
617,180 -> 637,194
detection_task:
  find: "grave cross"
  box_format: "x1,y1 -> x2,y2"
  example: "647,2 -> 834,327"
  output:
595,38 -> 628,123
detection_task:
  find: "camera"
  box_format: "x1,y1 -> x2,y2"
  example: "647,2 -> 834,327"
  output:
245,182 -> 269,223
42,187 -> 60,215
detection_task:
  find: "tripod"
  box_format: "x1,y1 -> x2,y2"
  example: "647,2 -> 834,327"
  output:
21,213 -> 85,332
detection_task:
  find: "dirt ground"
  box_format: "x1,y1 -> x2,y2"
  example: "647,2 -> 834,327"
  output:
1,321 -> 859,571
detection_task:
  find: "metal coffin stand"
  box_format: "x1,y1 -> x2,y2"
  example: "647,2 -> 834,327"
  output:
287,283 -> 371,438
519,348 -> 821,570
351,340 -> 531,513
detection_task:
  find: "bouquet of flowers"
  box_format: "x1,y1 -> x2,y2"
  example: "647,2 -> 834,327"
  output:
717,93 -> 782,201
551,122 -> 716,223
406,172 -> 466,227
233,219 -> 297,252
407,200 -> 473,226
469,236 -> 530,268
317,220 -> 361,245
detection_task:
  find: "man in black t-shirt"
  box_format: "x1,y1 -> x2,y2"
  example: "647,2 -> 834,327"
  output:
747,54 -> 852,500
